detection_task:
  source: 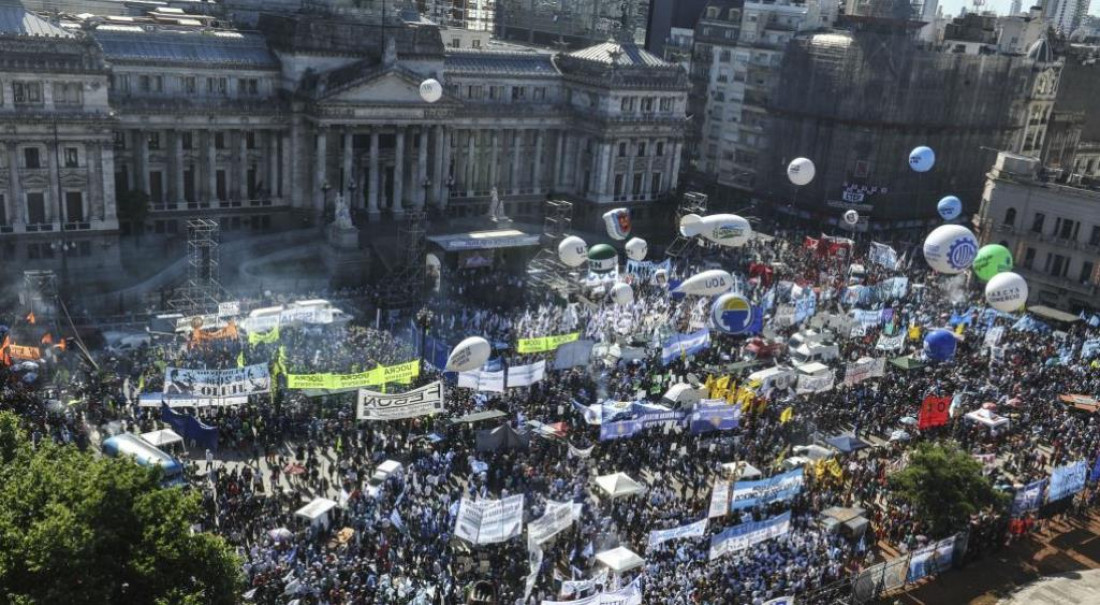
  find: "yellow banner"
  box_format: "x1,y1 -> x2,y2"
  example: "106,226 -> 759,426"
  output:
286,360 -> 420,390
248,325 -> 280,345
516,332 -> 580,354
10,345 -> 41,360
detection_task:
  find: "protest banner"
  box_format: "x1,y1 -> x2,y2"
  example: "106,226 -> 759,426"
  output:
457,369 -> 506,392
709,512 -> 792,560
842,357 -> 885,386
528,500 -> 579,544
517,332 -> 580,354
708,480 -> 730,518
164,364 -> 270,397
1047,460 -> 1087,503
647,518 -> 707,549
286,360 -> 420,391
357,381 -> 445,421
917,395 -> 951,430
508,360 -> 546,387
796,372 -> 835,394
729,469 -> 804,510
454,495 -> 525,545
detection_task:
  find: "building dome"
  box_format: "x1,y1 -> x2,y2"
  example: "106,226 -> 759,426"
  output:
1027,38 -> 1053,63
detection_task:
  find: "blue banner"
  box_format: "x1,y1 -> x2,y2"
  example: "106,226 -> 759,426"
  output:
599,410 -> 687,441
729,469 -> 804,510
661,328 -> 710,365
1011,479 -> 1046,516
794,292 -> 817,324
626,258 -> 671,279
1048,460 -> 1088,502
709,512 -> 792,561
690,404 -> 741,434
161,404 -> 219,451
874,277 -> 908,302
422,335 -> 451,372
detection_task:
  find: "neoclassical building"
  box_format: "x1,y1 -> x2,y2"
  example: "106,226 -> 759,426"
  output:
0,0 -> 689,284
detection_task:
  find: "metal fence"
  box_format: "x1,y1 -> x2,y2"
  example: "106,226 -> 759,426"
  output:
850,530 -> 970,604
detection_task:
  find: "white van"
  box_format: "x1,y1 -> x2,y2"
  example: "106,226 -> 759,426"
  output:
367,460 -> 404,497
747,366 -> 798,393
790,342 -> 840,367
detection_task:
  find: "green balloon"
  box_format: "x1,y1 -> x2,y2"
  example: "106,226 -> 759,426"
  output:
972,244 -> 1013,281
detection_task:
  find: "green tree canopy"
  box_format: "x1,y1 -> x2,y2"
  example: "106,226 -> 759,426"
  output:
0,412 -> 241,604
889,441 -> 1009,538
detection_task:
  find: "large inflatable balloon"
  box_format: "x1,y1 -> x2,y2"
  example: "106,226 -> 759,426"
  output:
587,244 -> 618,274
972,244 -> 1013,282
625,237 -> 648,261
603,208 -> 631,240
710,293 -> 754,335
679,213 -> 704,237
787,157 -> 816,186
557,236 -> 588,268
909,146 -> 935,173
680,214 -> 752,247
419,79 -> 443,103
843,210 -> 859,226
937,196 -> 962,221
611,282 -> 634,306
923,225 -> 978,274
446,336 -> 491,372
985,272 -> 1028,312
674,269 -> 733,296
923,329 -> 957,362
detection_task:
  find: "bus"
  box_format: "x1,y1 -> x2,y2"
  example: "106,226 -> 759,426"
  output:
101,433 -> 186,487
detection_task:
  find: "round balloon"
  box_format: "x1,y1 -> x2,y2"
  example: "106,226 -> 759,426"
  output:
625,237 -> 647,261
985,272 -> 1028,312
937,195 -> 962,221
698,214 -> 752,247
419,78 -> 443,103
446,336 -> 491,372
972,244 -> 1013,282
710,293 -> 754,334
923,225 -> 978,274
675,269 -> 733,296
611,282 -> 634,306
603,208 -> 631,240
909,146 -> 935,173
787,157 -> 816,186
843,210 -> 859,226
923,329 -> 957,361
557,236 -> 588,267
679,213 -> 704,237
587,243 -> 618,274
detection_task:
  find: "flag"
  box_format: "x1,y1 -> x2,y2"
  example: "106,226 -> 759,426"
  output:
869,242 -> 898,269
779,406 -> 794,424
918,395 -> 951,430
335,434 -> 343,454
237,350 -> 245,368
704,375 -> 715,398
954,323 -> 965,335
25,312 -> 35,325
715,375 -> 731,399
908,325 -> 921,341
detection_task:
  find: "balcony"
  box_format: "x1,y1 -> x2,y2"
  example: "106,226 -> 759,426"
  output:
1017,266 -> 1099,296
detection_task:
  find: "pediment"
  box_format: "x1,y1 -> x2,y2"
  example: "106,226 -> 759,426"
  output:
321,69 -> 456,106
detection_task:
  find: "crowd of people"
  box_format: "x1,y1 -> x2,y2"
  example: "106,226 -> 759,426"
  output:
2,224 -> 1099,605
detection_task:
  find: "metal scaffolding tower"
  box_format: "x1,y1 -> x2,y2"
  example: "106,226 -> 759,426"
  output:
526,199 -> 581,297
169,218 -> 223,316
381,211 -> 428,309
665,191 -> 708,258
21,270 -> 58,321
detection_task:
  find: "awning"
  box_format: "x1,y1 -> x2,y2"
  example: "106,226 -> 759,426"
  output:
595,472 -> 645,499
890,355 -> 925,371
595,546 -> 645,573
427,229 -> 540,252
295,497 -> 337,521
721,461 -> 762,479
140,429 -> 183,447
1028,305 -> 1080,324
965,408 -> 1010,429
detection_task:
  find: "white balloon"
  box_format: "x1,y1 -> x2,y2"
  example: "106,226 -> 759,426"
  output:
603,208 -> 631,240
923,224 -> 978,274
985,272 -> 1028,312
610,282 -> 634,306
700,214 -> 752,247
679,213 -> 704,237
625,237 -> 648,261
445,336 -> 491,372
419,78 -> 443,103
557,236 -> 588,267
843,210 -> 859,226
909,146 -> 935,173
674,269 -> 733,296
787,157 -> 816,186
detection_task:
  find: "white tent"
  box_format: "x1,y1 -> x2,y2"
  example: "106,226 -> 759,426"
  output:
721,461 -> 763,479
965,408 -> 1010,429
595,472 -> 645,499
595,546 -> 645,573
295,497 -> 338,529
793,444 -> 834,460
140,429 -> 183,447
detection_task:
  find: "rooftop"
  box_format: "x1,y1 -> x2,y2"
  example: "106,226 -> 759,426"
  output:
445,50 -> 559,76
566,40 -> 670,67
91,25 -> 279,68
0,0 -> 72,37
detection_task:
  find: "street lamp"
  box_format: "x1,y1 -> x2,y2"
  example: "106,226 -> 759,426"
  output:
348,179 -> 358,219
321,181 -> 332,219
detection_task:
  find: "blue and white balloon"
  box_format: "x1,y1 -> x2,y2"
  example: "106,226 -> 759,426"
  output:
611,282 -> 634,306
603,208 -> 631,240
674,269 -> 733,296
710,293 -> 754,335
923,224 -> 978,275
843,210 -> 859,226
909,146 -> 935,173
937,196 -> 962,221
923,329 -> 957,361
625,237 -> 647,261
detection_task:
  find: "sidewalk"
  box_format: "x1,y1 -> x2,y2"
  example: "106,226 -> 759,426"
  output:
881,512 -> 1100,605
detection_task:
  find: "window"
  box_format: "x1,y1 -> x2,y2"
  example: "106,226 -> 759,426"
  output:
467,85 -> 484,99
182,132 -> 193,150
1003,207 -> 1016,225
147,132 -> 161,151
1090,226 -> 1100,247
651,172 -> 663,194
23,148 -> 41,169
637,142 -> 647,157
114,75 -> 130,92
719,50 -> 731,62
1058,218 -> 1078,240
114,131 -> 126,149
489,86 -> 504,100
238,78 -> 259,96
63,148 -> 78,168
215,132 -> 226,149
656,142 -> 665,156
472,39 -> 481,49
138,75 -> 163,93
53,82 -> 83,106
65,191 -> 83,223
618,142 -> 628,157
206,77 -> 227,95
613,174 -> 624,197
1023,247 -> 1036,269
246,132 -> 256,149
13,81 -> 43,104
1050,253 -> 1069,278
533,87 -> 546,101
632,173 -> 643,196
1081,262 -> 1095,284
26,192 -> 46,224
182,76 -> 196,94
451,38 -> 461,48
1031,212 -> 1045,233
511,86 -> 526,101
641,97 -> 654,112
660,98 -> 673,112
0,195 -> 5,225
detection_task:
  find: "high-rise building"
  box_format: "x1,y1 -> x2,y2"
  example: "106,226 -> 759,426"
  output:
495,0 -> 653,49
1045,0 -> 1091,33
1010,0 -> 1023,15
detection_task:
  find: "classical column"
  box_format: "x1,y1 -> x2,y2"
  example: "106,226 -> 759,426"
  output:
237,130 -> 248,201
624,140 -> 635,200
439,127 -> 452,209
489,129 -> 501,191
533,129 -> 545,194
553,130 -> 565,191
173,130 -> 185,204
137,130 -> 150,195
575,137 -> 587,194
432,124 -> 445,208
509,129 -> 521,193
465,130 -> 476,197
314,128 -> 327,213
7,142 -> 23,225
101,143 -> 118,225
89,142 -> 104,221
415,126 -> 429,210
280,131 -> 290,200
368,129 -> 380,219
670,141 -> 683,191
599,142 -> 613,198
205,131 -> 217,202
268,131 -> 279,200
393,127 -> 405,217
47,138 -> 60,223
342,130 -> 354,197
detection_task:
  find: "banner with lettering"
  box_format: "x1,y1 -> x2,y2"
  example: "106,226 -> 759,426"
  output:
164,364 -> 270,397
842,357 -> 886,386
917,395 -> 951,430
1048,460 -> 1087,503
517,332 -> 580,354
709,512 -> 792,561
357,381 -> 444,421
247,325 -> 280,345
729,469 -> 804,510
647,518 -> 708,549
286,360 -> 420,390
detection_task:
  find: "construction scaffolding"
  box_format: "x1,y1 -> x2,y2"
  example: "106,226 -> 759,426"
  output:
21,270 -> 58,322
381,211 -> 428,309
169,218 -> 223,317
665,191 -> 708,258
526,199 -> 581,297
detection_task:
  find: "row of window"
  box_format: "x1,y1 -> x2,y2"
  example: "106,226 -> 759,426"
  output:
1004,208 -> 1100,246
461,84 -> 549,102
619,96 -> 675,113
113,74 -> 263,97
611,172 -> 664,201
114,130 -> 261,151
0,81 -> 84,107
617,140 -> 667,158
0,191 -> 87,226
4,146 -> 82,169
1019,246 -> 1096,285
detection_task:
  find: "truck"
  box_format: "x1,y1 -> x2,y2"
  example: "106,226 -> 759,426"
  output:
742,337 -> 787,361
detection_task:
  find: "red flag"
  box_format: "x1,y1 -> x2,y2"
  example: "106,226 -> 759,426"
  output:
803,236 -> 819,251
41,333 -> 53,345
918,395 -> 952,430
25,312 -> 35,325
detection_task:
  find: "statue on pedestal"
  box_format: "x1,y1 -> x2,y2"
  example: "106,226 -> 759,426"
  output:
487,186 -> 509,223
332,193 -> 354,230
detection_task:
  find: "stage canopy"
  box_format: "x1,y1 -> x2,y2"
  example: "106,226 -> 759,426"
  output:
140,429 -> 183,447
595,472 -> 645,499
595,546 -> 645,573
721,461 -> 763,479
427,229 -> 540,252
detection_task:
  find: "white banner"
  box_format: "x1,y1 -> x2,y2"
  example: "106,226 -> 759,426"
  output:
983,326 -> 1004,348
842,357 -> 886,386
138,392 -> 250,408
217,301 -> 240,317
796,371 -> 835,394
356,381 -> 444,421
525,536 -> 543,601
568,442 -> 595,459
457,369 -> 506,393
163,364 -> 270,397
773,305 -> 796,328
708,480 -> 730,518
876,333 -> 905,352
240,306 -> 335,332
561,569 -> 608,598
542,577 -> 642,605
454,495 -> 525,545
528,500 -> 579,544
763,598 -> 796,605
508,360 -> 546,388
647,518 -> 708,549
709,512 -> 792,561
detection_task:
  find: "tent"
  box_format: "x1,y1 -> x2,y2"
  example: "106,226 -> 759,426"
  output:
792,444 -> 834,460
825,434 -> 870,453
295,497 -> 338,530
595,546 -> 645,573
140,429 -> 183,448
475,424 -> 530,452
721,461 -> 763,479
890,355 -> 925,371
965,408 -> 1010,429
452,409 -> 508,424
595,472 -> 645,499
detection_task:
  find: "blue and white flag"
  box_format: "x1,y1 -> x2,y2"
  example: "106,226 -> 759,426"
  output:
709,512 -> 792,561
869,242 -> 898,269
600,409 -> 687,441
647,518 -> 708,549
730,469 -> 804,510
690,402 -> 740,434
1048,460 -> 1087,502
1011,479 -> 1046,516
764,598 -> 796,605
874,277 -> 909,302
794,292 -> 817,324
1081,339 -> 1100,360
660,328 -> 710,365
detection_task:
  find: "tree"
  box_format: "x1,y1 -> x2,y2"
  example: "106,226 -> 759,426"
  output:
116,189 -> 150,232
889,442 -> 1009,538
0,412 -> 241,604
